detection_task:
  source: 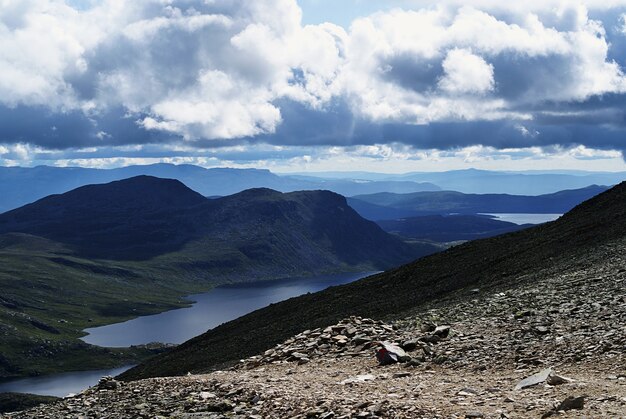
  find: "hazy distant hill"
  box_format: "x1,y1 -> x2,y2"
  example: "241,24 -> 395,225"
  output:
0,165 -> 439,213
380,169 -> 624,195
120,181 -> 626,380
349,185 -> 608,219
291,168 -> 626,195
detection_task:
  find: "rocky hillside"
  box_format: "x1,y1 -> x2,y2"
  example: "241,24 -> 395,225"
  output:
5,233 -> 625,417
120,182 -> 626,381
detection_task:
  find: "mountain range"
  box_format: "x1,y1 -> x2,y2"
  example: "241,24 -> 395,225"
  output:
120,181 -> 626,380
288,168 -> 626,195
0,165 -> 439,214
2,165 -> 624,215
348,185 -> 608,220
0,176 -> 430,268
376,215 -> 528,242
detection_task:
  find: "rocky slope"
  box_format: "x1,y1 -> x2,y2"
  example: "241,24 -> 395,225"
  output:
4,237 -> 625,417
120,182 -> 626,380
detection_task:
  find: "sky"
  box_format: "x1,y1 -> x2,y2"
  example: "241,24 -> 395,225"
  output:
1,0 -> 626,172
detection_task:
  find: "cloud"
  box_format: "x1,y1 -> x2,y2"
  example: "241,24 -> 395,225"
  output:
0,0 -> 625,159
438,48 -> 494,94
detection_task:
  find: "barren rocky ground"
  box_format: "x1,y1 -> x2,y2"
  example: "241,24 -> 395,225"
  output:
3,238 -> 625,418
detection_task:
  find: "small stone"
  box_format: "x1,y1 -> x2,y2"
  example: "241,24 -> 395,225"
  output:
419,335 -> 441,344
465,411 -> 484,418
515,368 -> 553,390
457,388 -> 479,397
546,373 -> 572,386
392,372 -> 410,378
555,396 -> 584,411
200,391 -> 216,400
433,325 -> 451,338
401,340 -> 418,351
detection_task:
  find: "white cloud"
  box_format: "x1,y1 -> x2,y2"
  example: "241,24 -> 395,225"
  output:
0,0 -> 625,146
438,48 -> 494,94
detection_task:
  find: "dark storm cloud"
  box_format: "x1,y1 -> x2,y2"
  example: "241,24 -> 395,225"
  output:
382,53 -> 444,94
0,106 -> 175,149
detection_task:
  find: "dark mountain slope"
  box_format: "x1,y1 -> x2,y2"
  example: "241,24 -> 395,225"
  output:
0,176 -> 207,259
0,177 -> 429,270
352,185 -> 608,217
120,182 -> 626,380
346,197 -> 422,221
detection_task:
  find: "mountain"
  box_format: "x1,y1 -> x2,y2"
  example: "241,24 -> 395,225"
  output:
0,176 -> 208,260
0,176 -> 430,268
0,164 -> 439,213
376,214 -> 529,242
287,168 -> 626,195
388,168 -> 626,195
345,198 -> 424,221
120,181 -> 626,380
350,185 -> 608,219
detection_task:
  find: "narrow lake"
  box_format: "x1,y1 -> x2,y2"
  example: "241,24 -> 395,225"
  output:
0,271 -> 373,397
483,213 -> 562,225
82,271 -> 375,347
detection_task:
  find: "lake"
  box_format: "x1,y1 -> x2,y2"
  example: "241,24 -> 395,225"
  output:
482,213 -> 562,225
82,271 -> 376,347
0,271 -> 373,397
0,365 -> 132,398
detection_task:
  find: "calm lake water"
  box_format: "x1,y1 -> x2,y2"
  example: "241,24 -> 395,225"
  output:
0,365 -> 132,398
483,213 -> 562,225
82,271 -> 375,347
0,271 -> 374,397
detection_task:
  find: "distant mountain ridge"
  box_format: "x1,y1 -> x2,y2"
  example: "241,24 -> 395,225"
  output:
0,176 -> 432,272
0,164 -> 439,213
288,168 -> 626,195
376,215 -> 528,242
349,185 -> 609,220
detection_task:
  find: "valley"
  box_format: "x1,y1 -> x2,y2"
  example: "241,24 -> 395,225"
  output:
0,172 -> 622,416
0,176 -> 431,381
4,2 -> 626,417
5,182 -> 626,418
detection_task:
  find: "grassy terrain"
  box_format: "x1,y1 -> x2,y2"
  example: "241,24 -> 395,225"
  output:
0,393 -> 59,414
0,234 -> 217,379
0,231 -> 406,379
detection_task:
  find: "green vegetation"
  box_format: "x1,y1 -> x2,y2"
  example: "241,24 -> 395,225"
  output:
0,392 -> 59,414
0,234 -> 214,379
